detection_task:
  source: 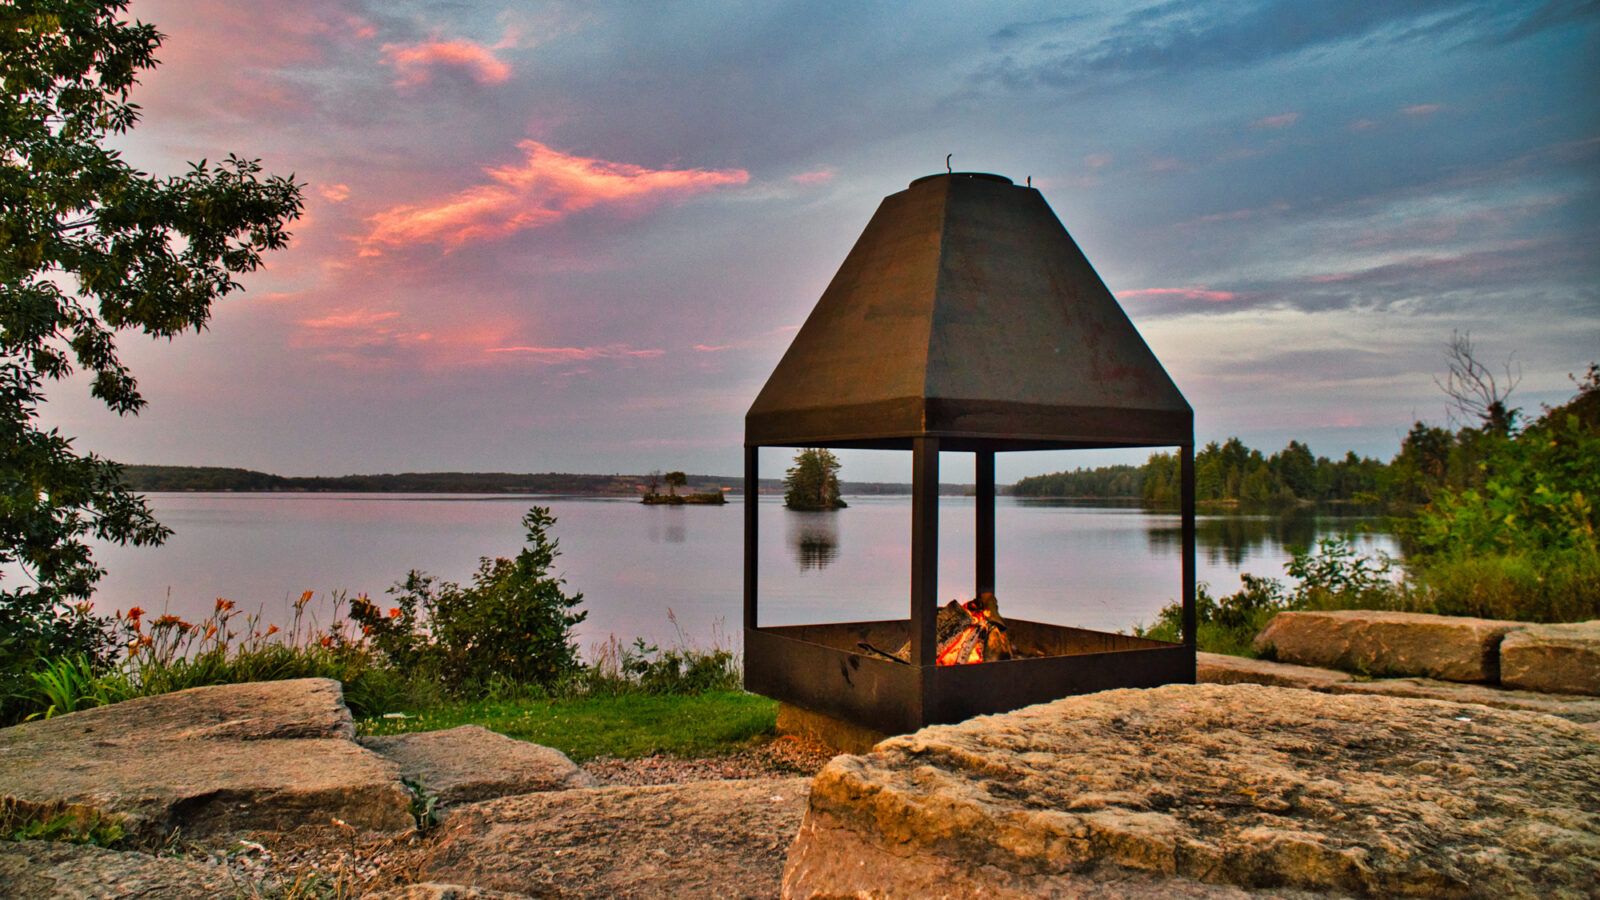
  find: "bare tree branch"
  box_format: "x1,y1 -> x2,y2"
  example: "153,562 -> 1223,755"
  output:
1433,331 -> 1521,434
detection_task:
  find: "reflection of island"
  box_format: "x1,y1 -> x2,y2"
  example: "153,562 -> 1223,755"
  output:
786,511 -> 841,571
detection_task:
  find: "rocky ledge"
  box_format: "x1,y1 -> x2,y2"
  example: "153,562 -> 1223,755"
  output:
784,682 -> 1600,899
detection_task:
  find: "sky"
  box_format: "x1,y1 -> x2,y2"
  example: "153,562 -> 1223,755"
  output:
41,0 -> 1600,485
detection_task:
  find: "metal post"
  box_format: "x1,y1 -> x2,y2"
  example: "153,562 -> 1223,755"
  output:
910,437 -> 940,667
1181,444 -> 1196,649
744,445 -> 758,631
976,449 -> 995,596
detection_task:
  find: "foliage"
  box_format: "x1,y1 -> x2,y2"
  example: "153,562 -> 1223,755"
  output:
1139,439 -> 1385,507
1,799 -> 125,847
401,776 -> 440,831
1,1 -> 301,699
354,506 -> 587,692
1135,537 -> 1409,656
581,633 -> 741,696
783,448 -> 846,510
663,470 -> 687,496
356,691 -> 777,762
1011,464 -> 1143,498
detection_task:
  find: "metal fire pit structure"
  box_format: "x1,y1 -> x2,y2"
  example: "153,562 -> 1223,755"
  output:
743,172 -> 1197,737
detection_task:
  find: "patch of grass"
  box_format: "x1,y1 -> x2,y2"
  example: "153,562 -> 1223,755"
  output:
0,800 -> 126,847
356,690 -> 778,761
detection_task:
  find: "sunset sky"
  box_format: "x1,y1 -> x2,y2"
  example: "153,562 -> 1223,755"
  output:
43,0 -> 1600,484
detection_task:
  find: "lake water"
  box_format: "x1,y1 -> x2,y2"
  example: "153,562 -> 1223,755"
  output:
79,493 -> 1397,654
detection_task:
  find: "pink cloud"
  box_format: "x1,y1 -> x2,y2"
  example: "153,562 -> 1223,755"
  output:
300,309 -> 400,330
1249,112 -> 1301,130
1349,118 -> 1381,132
381,39 -> 512,88
1402,104 -> 1442,117
319,184 -> 351,203
1118,287 -> 1238,303
484,344 -> 665,363
692,344 -> 732,352
1084,153 -> 1113,169
362,141 -> 749,250
790,168 -> 835,185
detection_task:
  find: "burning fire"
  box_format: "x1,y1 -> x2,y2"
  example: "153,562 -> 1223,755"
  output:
936,597 -> 1011,666
858,593 -> 1014,665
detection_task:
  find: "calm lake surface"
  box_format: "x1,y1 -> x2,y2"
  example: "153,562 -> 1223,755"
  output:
83,493 -> 1398,653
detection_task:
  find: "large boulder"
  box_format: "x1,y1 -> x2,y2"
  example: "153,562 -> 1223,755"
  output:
0,678 -> 413,843
783,683 -> 1600,899
1252,610 -> 1523,682
360,724 -> 596,805
1499,620 -> 1600,696
420,777 -> 810,898
0,841 -> 242,899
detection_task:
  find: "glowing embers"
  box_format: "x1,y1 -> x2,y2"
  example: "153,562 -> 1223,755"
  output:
859,593 -> 1015,666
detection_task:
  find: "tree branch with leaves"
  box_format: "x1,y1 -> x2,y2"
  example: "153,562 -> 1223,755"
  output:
1,1 -> 303,685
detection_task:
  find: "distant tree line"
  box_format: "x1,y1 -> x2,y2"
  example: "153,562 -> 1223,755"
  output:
120,467 -> 682,495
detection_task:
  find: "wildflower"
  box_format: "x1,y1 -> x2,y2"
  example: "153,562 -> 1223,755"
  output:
215,598 -> 235,612
266,625 -> 280,637
361,625 -> 372,636
154,614 -> 184,629
205,624 -> 219,640
296,590 -> 314,608
389,607 -> 402,618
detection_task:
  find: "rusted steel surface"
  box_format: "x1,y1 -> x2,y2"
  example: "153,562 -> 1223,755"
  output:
745,621 -> 1194,735
746,172 -> 1191,449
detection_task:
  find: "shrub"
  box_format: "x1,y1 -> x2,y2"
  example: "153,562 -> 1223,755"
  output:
353,506 -> 587,693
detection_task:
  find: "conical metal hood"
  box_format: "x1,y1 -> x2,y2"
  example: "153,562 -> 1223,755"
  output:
747,172 -> 1191,450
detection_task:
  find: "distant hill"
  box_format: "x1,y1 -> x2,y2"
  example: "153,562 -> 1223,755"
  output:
119,465 -> 973,496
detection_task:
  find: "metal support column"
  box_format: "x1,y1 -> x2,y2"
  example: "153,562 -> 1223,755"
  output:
910,437 -> 940,667
1181,443 -> 1197,649
976,449 -> 995,596
744,445 -> 759,631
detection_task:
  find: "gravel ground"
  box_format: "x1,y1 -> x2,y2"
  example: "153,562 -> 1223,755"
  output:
581,734 -> 840,785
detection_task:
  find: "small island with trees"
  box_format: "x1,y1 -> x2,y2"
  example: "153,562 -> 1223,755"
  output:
783,448 -> 847,510
640,470 -> 728,505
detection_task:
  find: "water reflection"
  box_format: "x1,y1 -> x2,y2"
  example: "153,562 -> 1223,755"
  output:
785,510 -> 841,571
645,506 -> 687,544
1145,506 -> 1384,567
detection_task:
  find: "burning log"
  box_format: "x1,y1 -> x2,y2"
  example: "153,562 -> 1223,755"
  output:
858,593 -> 1013,666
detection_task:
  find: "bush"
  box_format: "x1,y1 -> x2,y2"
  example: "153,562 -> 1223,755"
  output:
1135,537 -> 1412,656
351,506 -> 586,693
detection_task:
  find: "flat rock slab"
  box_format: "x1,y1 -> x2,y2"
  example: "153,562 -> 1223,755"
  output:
0,678 -> 412,843
1327,676 -> 1600,725
361,725 -> 595,806
783,683 -> 1600,899
1253,610 -> 1523,682
1197,652 -> 1354,690
1499,620 -> 1600,696
0,841 -> 242,899
420,777 -> 810,899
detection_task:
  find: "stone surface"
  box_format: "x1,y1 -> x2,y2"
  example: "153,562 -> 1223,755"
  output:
783,683 -> 1600,900
1253,610 -> 1524,682
420,777 -> 810,899
1327,675 -> 1600,725
0,841 -> 242,899
361,884 -> 535,900
1499,620 -> 1600,696
0,678 -> 413,843
1196,652 -> 1354,690
360,725 -> 595,805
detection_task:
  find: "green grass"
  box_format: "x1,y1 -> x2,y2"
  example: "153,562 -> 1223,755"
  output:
355,690 -> 779,761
